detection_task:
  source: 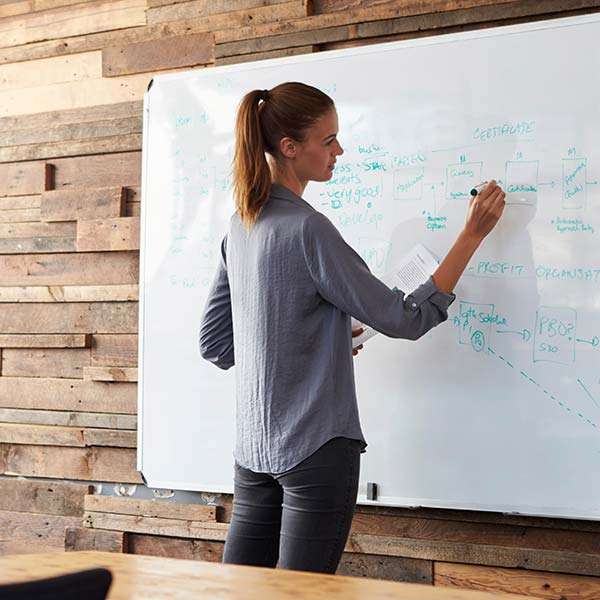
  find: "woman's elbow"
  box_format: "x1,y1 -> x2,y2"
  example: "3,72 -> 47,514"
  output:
199,335 -> 234,370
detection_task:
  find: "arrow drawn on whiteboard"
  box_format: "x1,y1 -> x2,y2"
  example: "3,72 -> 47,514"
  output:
538,181 -> 556,187
578,378 -> 600,409
496,328 -> 531,342
576,336 -> 599,347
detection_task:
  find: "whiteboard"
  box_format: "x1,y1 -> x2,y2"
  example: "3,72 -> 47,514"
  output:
138,14 -> 600,520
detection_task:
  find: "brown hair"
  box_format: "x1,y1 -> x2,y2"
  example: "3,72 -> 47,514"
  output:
232,82 -> 334,228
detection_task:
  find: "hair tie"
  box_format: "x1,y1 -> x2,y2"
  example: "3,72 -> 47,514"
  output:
259,89 -> 269,101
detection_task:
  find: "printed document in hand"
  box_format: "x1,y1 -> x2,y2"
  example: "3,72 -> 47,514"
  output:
352,244 -> 439,348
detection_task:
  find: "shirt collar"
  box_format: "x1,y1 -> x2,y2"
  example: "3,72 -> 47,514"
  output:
270,183 -> 315,212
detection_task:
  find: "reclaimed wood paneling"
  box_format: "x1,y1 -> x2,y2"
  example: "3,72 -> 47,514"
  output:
91,334 -> 138,367
64,526 -> 126,552
0,509 -> 80,555
126,533 -> 223,561
338,553 -> 433,583
84,511 -> 228,539
0,477 -> 91,516
146,0 -> 303,24
52,152 -> 141,189
1,347 -> 90,378
0,408 -> 137,429
0,285 -> 138,303
0,221 -> 75,238
0,377 -> 137,413
0,302 -> 138,334
76,217 -> 140,252
0,444 -> 142,482
0,334 -> 91,348
0,253 -> 138,286
83,366 -> 138,382
0,161 -> 50,196
0,0 -> 146,49
85,495 -> 217,522
41,187 -> 126,222
0,236 -> 76,253
346,533 -> 600,577
0,423 -> 136,447
103,32 -> 213,77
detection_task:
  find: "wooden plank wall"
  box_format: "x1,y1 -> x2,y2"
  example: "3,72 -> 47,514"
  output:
1,0 -> 600,597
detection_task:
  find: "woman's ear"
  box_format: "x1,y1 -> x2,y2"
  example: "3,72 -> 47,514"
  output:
279,137 -> 296,159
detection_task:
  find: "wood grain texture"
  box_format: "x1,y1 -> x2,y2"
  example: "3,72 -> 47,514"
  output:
83,366 -> 138,382
127,533 -> 224,561
76,217 -> 140,251
85,495 -> 217,522
0,423 -> 136,447
0,162 -> 50,196
1,347 -> 91,378
52,152 -> 141,190
41,187 -> 126,222
84,511 -> 229,539
0,221 -> 75,238
146,0 -> 302,24
346,533 -> 600,577
435,561 -> 600,600
0,444 -> 142,483
91,334 -> 137,367
0,408 -> 137,429
0,302 -> 138,334
103,32 -> 214,76
64,526 -> 126,552
0,284 -> 138,302
0,194 -> 40,210
0,133 -> 143,162
0,509 -> 80,555
0,101 -> 141,133
0,252 -> 139,286
0,0 -> 146,49
0,334 -> 91,348
0,477 -> 92,516
0,551 -> 537,599
0,377 -> 137,414
338,553 -> 433,583
0,236 -> 76,253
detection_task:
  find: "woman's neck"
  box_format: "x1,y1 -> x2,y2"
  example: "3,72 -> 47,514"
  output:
271,166 -> 307,198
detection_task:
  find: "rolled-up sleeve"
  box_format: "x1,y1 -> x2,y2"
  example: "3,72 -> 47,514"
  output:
301,212 -> 455,341
199,235 -> 234,369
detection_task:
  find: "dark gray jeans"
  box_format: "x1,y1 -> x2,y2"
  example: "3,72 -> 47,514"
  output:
223,436 -> 362,573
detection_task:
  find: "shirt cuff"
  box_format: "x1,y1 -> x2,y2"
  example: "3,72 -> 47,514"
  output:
405,276 -> 456,311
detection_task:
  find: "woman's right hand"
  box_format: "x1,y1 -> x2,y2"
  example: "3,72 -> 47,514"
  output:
463,180 -> 506,241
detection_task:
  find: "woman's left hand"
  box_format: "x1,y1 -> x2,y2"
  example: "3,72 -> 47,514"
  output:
352,327 -> 364,357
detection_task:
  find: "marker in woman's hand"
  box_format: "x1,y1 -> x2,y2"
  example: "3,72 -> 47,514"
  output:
470,181 -> 488,197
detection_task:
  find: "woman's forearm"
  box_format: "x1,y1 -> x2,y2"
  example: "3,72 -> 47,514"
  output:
432,229 -> 482,294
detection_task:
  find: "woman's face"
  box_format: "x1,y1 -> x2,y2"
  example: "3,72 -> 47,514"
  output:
291,107 -> 344,183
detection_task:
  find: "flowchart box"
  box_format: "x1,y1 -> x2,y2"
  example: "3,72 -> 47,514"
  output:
393,167 -> 424,200
562,158 -> 587,209
458,301 -> 495,353
446,162 -> 482,200
505,160 -> 539,205
533,306 -> 576,365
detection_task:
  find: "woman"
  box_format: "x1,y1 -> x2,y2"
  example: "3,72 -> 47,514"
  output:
199,82 -> 505,573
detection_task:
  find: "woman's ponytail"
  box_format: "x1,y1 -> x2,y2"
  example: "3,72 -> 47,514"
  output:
233,90 -> 271,229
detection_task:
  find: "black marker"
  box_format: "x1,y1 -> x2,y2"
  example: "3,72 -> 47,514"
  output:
470,181 -> 488,196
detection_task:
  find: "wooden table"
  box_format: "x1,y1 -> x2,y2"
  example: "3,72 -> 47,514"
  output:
0,551 -> 538,599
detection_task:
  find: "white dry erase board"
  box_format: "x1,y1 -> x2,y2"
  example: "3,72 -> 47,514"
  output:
138,13 -> 600,519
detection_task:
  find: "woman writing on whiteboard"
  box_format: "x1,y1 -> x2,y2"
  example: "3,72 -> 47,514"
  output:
199,82 -> 505,573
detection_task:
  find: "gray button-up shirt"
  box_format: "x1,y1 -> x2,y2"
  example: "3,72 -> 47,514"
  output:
199,183 -> 455,474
